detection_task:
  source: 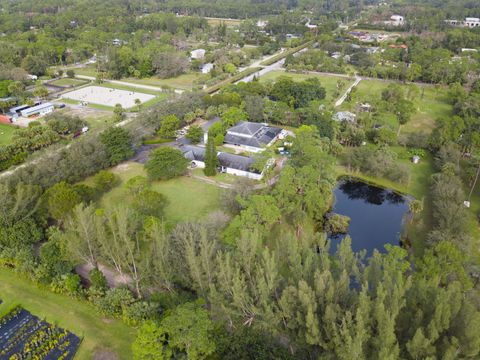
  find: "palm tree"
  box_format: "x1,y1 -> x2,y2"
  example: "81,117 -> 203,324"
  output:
409,199 -> 423,223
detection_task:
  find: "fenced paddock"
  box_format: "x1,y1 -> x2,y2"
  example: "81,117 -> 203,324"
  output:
60,85 -> 156,108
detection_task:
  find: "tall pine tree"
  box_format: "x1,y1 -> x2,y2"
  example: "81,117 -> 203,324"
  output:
204,135 -> 218,176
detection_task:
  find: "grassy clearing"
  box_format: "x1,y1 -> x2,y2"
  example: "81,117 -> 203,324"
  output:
71,66 -> 97,77
0,269 -> 136,360
259,71 -> 354,103
94,162 -> 223,225
122,73 -> 206,90
50,78 -> 90,87
0,123 -> 17,145
205,17 -> 243,27
340,80 -> 451,135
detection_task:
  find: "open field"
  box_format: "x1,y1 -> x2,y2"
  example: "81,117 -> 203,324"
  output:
49,77 -> 90,87
69,65 -> 97,77
205,17 -> 243,27
260,71 -> 355,103
0,269 -> 135,360
92,162 -> 223,225
339,79 -> 451,134
0,123 -> 16,145
61,85 -> 156,108
123,73 -> 207,90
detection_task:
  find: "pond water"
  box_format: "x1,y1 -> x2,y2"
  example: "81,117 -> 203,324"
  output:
329,179 -> 410,256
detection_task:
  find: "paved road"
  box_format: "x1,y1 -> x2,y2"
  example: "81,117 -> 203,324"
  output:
335,75 -> 362,107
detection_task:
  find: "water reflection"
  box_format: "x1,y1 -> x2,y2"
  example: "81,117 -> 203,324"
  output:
329,179 -> 409,256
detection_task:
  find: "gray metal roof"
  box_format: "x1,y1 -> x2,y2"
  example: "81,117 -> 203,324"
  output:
227,121 -> 264,136
218,152 -> 256,172
181,145 -> 205,162
181,145 -> 257,172
225,121 -> 282,149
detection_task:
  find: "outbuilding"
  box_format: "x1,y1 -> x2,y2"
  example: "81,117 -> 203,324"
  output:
20,103 -> 54,117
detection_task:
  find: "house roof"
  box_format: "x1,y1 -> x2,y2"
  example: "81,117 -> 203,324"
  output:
225,121 -> 282,149
180,145 -> 257,173
218,152 -> 256,172
227,121 -> 264,136
181,145 -> 205,162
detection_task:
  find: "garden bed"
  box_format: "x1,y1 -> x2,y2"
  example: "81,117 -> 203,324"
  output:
0,304 -> 80,359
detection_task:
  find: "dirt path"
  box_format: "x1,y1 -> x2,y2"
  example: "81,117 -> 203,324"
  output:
75,263 -> 132,288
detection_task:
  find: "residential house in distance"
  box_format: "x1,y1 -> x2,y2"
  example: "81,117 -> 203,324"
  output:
445,17 -> 480,28
385,15 -> 404,26
181,144 -> 267,180
333,111 -> 357,123
224,121 -> 284,153
190,49 -> 206,60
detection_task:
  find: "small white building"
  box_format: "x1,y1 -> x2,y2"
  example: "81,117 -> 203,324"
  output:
201,63 -> 214,74
20,103 -> 54,117
256,20 -> 268,28
190,49 -> 206,60
465,17 -> 480,28
384,15 -> 404,27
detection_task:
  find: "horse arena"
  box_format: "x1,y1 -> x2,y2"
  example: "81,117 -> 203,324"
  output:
61,85 -> 156,108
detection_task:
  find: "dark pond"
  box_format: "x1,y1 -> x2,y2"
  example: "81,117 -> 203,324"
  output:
329,179 -> 410,256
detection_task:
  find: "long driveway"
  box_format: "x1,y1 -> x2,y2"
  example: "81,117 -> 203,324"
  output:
335,75 -> 362,107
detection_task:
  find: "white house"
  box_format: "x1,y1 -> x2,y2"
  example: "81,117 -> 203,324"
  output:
20,103 -> 54,117
385,15 -> 404,26
181,145 -> 267,180
190,49 -> 206,60
224,121 -> 282,153
465,17 -> 480,28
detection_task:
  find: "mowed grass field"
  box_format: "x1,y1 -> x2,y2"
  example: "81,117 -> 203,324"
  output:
49,78 -> 90,87
123,73 -> 207,91
0,123 -> 16,145
0,269 -> 136,360
89,162 -> 223,225
259,70 -> 355,103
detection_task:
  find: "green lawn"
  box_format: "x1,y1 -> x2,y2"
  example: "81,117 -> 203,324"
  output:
71,65 -> 98,77
340,80 -> 451,135
122,73 -> 207,90
259,71 -> 354,104
94,162 -> 223,225
0,123 -> 16,145
0,269 -> 136,360
50,78 -> 90,87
